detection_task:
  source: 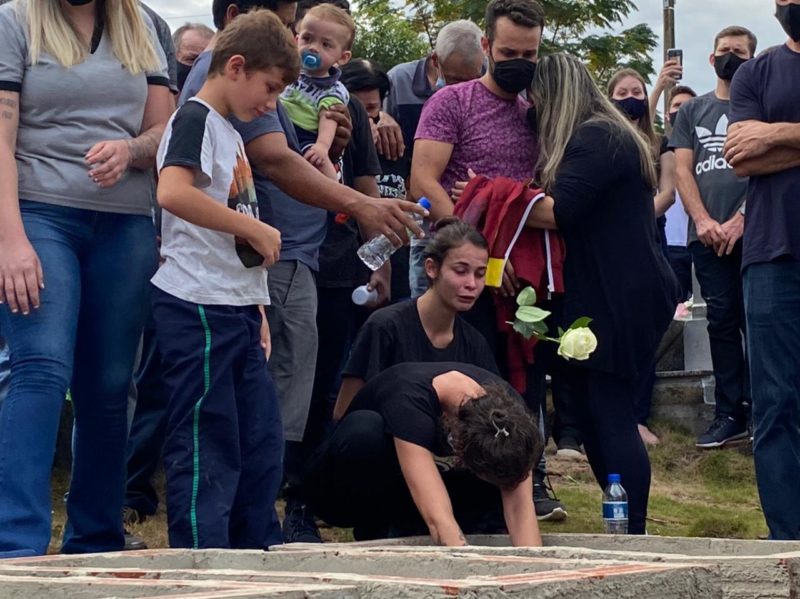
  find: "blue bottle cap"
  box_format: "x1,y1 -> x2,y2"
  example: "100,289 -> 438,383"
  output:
418,197 -> 431,210
608,473 -> 621,483
301,50 -> 322,70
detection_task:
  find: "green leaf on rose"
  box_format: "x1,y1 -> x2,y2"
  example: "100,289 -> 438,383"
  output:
568,317 -> 593,330
532,321 -> 549,336
516,286 -> 538,307
512,319 -> 549,339
512,320 -> 538,339
557,327 -> 565,337
516,305 -> 551,323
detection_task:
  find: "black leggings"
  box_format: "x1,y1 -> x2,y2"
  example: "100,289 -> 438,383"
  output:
305,411 -> 502,536
566,367 -> 651,534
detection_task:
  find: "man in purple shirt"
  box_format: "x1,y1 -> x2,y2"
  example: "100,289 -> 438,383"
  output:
411,0 -> 538,219
409,0 -> 567,524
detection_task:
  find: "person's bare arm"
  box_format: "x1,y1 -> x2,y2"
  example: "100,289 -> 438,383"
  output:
244,131 -> 424,242
158,166 -> 281,266
395,439 -> 467,546
726,121 -> 800,176
654,151 -> 676,217
324,103 -> 352,161
648,59 -> 682,122
524,195 -> 557,229
501,475 -> 541,547
0,90 -> 44,315
409,139 -> 455,221
732,146 -> 800,177
86,84 -> 172,187
333,376 -> 365,421
375,111 -> 405,161
674,148 -> 724,248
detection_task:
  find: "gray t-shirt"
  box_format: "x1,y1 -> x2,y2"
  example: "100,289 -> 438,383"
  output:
153,99 -> 270,306
0,1 -> 169,216
669,92 -> 747,242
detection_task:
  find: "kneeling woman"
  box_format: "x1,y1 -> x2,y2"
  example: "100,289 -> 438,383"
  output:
306,362 -> 543,546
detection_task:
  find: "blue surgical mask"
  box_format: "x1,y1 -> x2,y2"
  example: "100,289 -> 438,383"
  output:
434,75 -> 445,90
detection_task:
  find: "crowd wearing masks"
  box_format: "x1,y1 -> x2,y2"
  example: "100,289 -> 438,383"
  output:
0,0 -> 799,558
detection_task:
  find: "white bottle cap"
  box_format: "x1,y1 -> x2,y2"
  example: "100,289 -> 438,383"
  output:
351,285 -> 378,306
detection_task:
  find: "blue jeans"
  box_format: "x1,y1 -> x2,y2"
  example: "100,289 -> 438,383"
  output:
0,201 -> 157,557
744,260 -> 800,540
0,337 -> 9,410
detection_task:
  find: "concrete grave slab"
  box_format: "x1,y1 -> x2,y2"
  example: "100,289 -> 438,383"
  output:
0,545 -> 720,599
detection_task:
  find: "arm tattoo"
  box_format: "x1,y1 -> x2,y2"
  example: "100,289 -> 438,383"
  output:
1,111 -> 13,120
126,128 -> 162,170
0,98 -> 17,109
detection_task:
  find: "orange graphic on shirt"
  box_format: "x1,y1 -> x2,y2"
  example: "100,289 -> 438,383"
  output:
228,143 -> 262,267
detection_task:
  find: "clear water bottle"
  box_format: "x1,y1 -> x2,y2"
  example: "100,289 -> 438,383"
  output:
351,284 -> 378,306
357,198 -> 431,271
602,473 -> 629,534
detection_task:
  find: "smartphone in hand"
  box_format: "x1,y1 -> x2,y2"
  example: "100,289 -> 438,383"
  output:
667,48 -> 683,80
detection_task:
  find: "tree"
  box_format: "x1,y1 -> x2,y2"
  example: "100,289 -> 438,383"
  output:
354,0 -> 658,83
352,0 -> 430,70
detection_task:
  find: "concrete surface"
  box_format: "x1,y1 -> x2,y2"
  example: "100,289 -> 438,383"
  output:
4,533 -> 799,599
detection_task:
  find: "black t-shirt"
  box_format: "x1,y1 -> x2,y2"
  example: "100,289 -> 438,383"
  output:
342,299 -> 499,381
377,153 -> 412,299
317,97 -> 382,288
729,44 -> 800,269
348,362 -> 511,455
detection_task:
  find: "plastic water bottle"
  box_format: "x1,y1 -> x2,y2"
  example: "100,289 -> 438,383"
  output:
602,473 -> 629,534
357,198 -> 431,271
351,285 -> 378,306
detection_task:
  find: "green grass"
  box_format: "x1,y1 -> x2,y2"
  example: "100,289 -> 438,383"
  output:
48,420 -> 768,552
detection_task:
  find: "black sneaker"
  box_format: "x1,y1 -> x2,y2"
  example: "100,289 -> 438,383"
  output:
123,531 -> 147,551
696,416 -> 748,449
533,475 -> 568,521
282,499 -> 322,543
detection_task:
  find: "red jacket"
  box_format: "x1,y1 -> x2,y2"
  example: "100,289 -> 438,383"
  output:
455,175 -> 566,392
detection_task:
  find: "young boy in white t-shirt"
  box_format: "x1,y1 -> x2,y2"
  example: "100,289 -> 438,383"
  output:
151,9 -> 298,550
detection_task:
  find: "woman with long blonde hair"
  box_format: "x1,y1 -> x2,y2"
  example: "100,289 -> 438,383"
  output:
0,0 -> 170,556
525,53 -> 678,534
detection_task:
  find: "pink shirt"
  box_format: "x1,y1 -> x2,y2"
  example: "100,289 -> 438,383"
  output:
415,79 -> 538,194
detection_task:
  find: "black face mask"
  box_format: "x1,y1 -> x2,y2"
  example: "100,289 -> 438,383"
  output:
714,52 -> 748,81
525,106 -> 538,134
491,57 -> 536,95
668,111 -> 679,126
177,62 -> 192,92
776,3 -> 800,41
613,97 -> 648,121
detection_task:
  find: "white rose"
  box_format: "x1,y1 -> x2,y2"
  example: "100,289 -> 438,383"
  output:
557,327 -> 598,361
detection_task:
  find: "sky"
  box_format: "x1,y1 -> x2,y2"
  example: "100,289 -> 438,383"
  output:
146,0 -> 789,97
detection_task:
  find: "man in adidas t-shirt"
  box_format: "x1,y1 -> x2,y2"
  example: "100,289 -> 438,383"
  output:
670,26 -> 755,450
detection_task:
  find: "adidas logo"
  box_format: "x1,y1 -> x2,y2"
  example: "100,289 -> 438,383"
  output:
695,114 -> 733,175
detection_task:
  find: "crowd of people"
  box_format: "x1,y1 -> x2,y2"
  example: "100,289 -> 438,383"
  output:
0,0 -> 798,557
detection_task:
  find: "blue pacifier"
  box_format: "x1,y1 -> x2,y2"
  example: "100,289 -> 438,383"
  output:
301,50 -> 322,70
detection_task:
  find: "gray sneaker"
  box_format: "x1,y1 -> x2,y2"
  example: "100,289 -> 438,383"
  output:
533,477 -> 568,521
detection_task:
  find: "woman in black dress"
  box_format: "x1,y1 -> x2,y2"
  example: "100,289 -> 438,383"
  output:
525,54 -> 679,534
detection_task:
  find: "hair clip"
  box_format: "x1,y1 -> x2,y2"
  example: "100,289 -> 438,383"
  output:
491,417 -> 510,439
